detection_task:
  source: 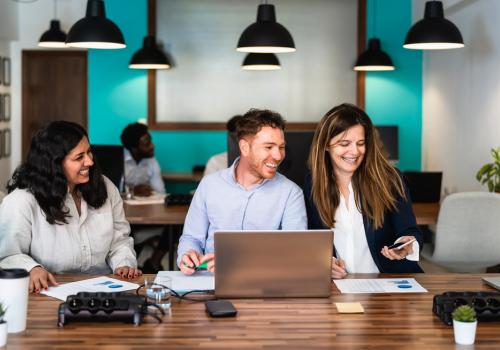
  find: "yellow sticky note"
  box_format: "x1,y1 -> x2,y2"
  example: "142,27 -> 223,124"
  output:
335,302 -> 364,313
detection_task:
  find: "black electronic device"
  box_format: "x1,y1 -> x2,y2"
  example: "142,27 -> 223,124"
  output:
432,291 -> 500,325
165,193 -> 193,206
57,292 -> 154,327
91,145 -> 124,189
205,300 -> 237,317
403,171 -> 443,203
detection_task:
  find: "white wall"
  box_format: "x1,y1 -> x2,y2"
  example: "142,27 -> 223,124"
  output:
417,0 -> 500,193
156,0 -> 357,123
9,0 -> 87,186
0,1 -> 18,190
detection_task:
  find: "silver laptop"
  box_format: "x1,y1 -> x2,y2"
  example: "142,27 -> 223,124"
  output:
214,230 -> 333,298
482,277 -> 500,290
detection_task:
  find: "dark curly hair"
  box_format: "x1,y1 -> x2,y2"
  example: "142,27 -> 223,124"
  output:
7,121 -> 107,225
120,123 -> 148,151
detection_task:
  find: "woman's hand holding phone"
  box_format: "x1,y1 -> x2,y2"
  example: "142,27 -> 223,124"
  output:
381,236 -> 416,260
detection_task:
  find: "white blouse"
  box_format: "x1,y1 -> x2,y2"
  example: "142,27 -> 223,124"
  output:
334,183 -> 379,273
0,176 -> 137,274
333,183 -> 419,273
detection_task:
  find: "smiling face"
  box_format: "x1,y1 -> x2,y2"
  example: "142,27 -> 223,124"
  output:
62,137 -> 94,191
328,124 -> 366,179
240,126 -> 285,181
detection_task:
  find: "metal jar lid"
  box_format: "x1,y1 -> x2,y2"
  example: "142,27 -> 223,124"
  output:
0,268 -> 29,279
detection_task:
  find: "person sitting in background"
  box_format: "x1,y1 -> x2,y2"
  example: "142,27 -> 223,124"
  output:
120,122 -> 170,273
306,103 -> 423,278
203,115 -> 242,177
178,109 -> 308,274
0,121 -> 141,293
121,123 -> 165,196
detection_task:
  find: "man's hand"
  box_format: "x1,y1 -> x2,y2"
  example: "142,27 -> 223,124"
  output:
133,184 -> 153,197
200,253 -> 215,273
114,266 -> 142,279
180,250 -> 203,275
29,266 -> 58,293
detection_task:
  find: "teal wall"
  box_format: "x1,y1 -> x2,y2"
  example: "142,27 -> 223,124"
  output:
89,0 -> 422,177
365,0 -> 422,171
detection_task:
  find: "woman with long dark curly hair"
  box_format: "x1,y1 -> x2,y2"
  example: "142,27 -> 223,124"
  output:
306,104 -> 423,278
0,121 -> 141,293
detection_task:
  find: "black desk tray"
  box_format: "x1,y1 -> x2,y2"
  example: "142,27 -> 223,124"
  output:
433,291 -> 500,325
165,193 -> 193,206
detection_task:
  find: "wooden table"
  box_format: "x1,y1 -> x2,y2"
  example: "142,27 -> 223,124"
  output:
8,273 -> 500,349
124,204 -> 189,269
413,202 -> 440,225
162,171 -> 203,182
124,203 -> 188,225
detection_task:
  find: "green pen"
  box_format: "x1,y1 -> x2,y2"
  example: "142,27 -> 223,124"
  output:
183,261 -> 208,270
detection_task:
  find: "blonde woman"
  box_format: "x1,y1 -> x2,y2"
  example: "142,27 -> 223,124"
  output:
306,104 -> 423,278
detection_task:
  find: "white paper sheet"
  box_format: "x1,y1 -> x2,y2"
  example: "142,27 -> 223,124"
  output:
123,193 -> 166,205
41,276 -> 140,301
157,271 -> 214,293
334,278 -> 427,294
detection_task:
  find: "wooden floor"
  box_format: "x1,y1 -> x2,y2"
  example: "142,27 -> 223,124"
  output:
7,273 -> 500,349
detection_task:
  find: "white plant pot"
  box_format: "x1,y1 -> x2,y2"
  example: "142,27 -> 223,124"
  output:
0,322 -> 7,347
453,319 -> 477,345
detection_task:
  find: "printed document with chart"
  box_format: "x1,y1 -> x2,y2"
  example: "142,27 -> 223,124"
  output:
334,278 -> 427,294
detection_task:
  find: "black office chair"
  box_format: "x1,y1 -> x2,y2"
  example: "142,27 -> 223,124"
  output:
91,145 -> 124,189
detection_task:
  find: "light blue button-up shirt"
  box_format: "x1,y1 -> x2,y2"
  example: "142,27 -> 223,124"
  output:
123,149 -> 165,194
177,159 -> 308,267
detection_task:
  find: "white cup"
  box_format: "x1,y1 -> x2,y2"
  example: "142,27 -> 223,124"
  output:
0,269 -> 29,333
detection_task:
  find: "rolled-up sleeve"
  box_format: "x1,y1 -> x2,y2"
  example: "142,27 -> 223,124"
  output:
0,191 -> 41,272
105,182 -> 137,271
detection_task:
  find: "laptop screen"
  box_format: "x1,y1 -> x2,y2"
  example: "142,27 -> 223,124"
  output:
214,230 -> 333,298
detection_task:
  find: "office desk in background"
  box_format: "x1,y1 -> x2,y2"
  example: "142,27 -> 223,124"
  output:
124,202 -> 440,226
123,202 -> 439,270
162,171 -> 203,183
124,203 -> 188,270
8,273 -> 500,349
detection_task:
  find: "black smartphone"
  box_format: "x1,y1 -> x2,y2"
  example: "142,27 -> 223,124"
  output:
388,239 -> 416,250
205,300 -> 237,317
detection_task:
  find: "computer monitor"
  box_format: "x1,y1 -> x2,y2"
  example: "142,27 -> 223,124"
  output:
228,131 -> 314,189
403,171 -> 443,203
227,126 -> 399,189
91,145 -> 124,189
376,126 -> 398,161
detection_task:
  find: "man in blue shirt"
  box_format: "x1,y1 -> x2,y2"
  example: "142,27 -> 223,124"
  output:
178,109 -> 307,274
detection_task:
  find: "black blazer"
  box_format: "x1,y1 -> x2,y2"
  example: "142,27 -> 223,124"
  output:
304,174 -> 424,273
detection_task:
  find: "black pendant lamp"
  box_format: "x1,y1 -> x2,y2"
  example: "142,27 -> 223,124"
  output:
242,53 -> 281,70
39,20 -> 67,48
237,1 -> 295,53
404,1 -> 464,50
39,1 -> 66,48
129,36 -> 171,70
66,0 -> 125,49
354,38 -> 395,71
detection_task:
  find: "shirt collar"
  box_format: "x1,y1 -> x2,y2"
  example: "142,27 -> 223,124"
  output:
222,156 -> 274,189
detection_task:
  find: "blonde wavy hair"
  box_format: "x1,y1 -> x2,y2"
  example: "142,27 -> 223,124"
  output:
308,104 -> 405,229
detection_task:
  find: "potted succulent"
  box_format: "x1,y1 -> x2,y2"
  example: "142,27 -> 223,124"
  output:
452,305 -> 477,345
0,302 -> 7,347
476,146 -> 500,193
